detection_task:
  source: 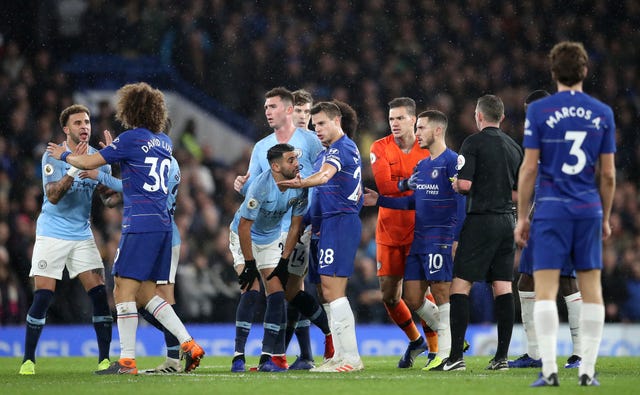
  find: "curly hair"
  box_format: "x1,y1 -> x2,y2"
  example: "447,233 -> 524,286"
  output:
115,82 -> 168,133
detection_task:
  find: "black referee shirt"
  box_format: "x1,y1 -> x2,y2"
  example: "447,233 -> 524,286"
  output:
457,126 -> 523,214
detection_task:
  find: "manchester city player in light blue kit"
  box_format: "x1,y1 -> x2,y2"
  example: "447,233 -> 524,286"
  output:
231,87 -> 331,372
48,83 -> 204,375
279,101 -> 364,372
364,110 -> 466,371
229,143 -> 308,372
515,42 -> 616,387
19,104 -> 122,375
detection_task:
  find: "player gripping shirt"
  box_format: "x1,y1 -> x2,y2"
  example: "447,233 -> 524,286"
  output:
315,135 -> 363,278
370,134 -> 429,276
99,128 -> 173,281
524,91 -> 616,272
377,149 -> 465,283
32,146 -> 122,278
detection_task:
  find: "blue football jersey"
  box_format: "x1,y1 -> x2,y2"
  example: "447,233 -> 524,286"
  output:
379,148 -> 465,253
167,157 -> 181,247
524,91 -> 616,219
37,146 -> 119,240
241,128 -> 322,231
315,135 -> 363,217
100,128 -> 173,233
231,169 -> 308,245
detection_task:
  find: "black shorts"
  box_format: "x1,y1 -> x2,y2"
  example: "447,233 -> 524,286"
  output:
453,213 -> 515,283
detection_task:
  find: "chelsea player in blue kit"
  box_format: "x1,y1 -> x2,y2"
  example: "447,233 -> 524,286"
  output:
279,101 -> 364,372
510,90 -> 583,370
229,143 -> 308,372
19,104 -> 122,375
139,156 -> 185,373
48,83 -> 204,375
364,110 -> 466,371
515,42 -> 616,387
231,88 -> 332,371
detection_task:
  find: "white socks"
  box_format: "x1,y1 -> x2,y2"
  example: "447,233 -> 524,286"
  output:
436,303 -> 451,358
534,300 -> 558,377
329,297 -> 360,362
116,302 -> 138,359
579,303 -> 604,378
145,295 -> 190,344
415,298 -> 439,330
519,291 -> 539,359
564,291 -> 582,357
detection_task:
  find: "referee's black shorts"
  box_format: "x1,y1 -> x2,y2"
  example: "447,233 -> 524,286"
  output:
453,213 -> 515,283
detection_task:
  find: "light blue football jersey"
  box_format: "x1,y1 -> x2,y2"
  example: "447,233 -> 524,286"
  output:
167,156 -> 181,247
231,169 -> 308,245
524,90 -> 616,219
37,146 -> 121,240
241,128 -> 322,231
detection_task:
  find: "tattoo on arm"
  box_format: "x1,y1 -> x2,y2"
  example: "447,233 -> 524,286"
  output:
45,176 -> 74,204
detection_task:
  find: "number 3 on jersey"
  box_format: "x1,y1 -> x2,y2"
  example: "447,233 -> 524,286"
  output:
143,157 -> 171,193
562,131 -> 587,175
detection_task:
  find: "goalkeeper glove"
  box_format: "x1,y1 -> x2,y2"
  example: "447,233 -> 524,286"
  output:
397,171 -> 420,192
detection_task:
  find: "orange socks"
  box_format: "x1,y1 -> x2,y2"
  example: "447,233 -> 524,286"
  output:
384,300 -> 421,341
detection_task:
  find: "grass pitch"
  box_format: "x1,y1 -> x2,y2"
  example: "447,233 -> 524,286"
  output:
2,356 -> 637,395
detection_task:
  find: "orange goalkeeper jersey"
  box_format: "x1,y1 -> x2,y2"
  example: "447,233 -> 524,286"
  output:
370,134 -> 429,246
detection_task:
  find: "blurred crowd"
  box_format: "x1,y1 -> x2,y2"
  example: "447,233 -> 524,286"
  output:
1,0 -> 640,326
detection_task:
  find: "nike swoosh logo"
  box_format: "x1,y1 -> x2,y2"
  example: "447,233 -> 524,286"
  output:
429,269 -> 440,274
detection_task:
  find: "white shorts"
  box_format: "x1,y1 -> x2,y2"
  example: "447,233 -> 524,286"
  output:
31,236 -> 104,280
157,244 -> 180,285
282,230 -> 310,277
229,231 -> 281,270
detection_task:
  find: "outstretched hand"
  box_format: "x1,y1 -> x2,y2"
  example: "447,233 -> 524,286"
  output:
277,174 -> 303,189
46,141 -> 67,160
99,130 -> 113,148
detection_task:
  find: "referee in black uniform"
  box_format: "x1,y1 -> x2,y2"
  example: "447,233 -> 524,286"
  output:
439,94 -> 523,371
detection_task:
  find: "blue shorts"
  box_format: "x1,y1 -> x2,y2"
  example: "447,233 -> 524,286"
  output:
405,242 -> 453,282
317,214 -> 361,278
113,232 -> 172,281
531,218 -> 602,272
520,236 -> 576,278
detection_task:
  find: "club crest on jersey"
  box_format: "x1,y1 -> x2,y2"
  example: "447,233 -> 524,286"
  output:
44,164 -> 54,176
431,169 -> 439,178
247,198 -> 259,209
37,260 -> 47,270
456,155 -> 465,170
370,153 -> 377,164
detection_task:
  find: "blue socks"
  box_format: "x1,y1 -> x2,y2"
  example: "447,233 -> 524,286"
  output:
235,290 -> 261,355
23,289 -> 54,363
